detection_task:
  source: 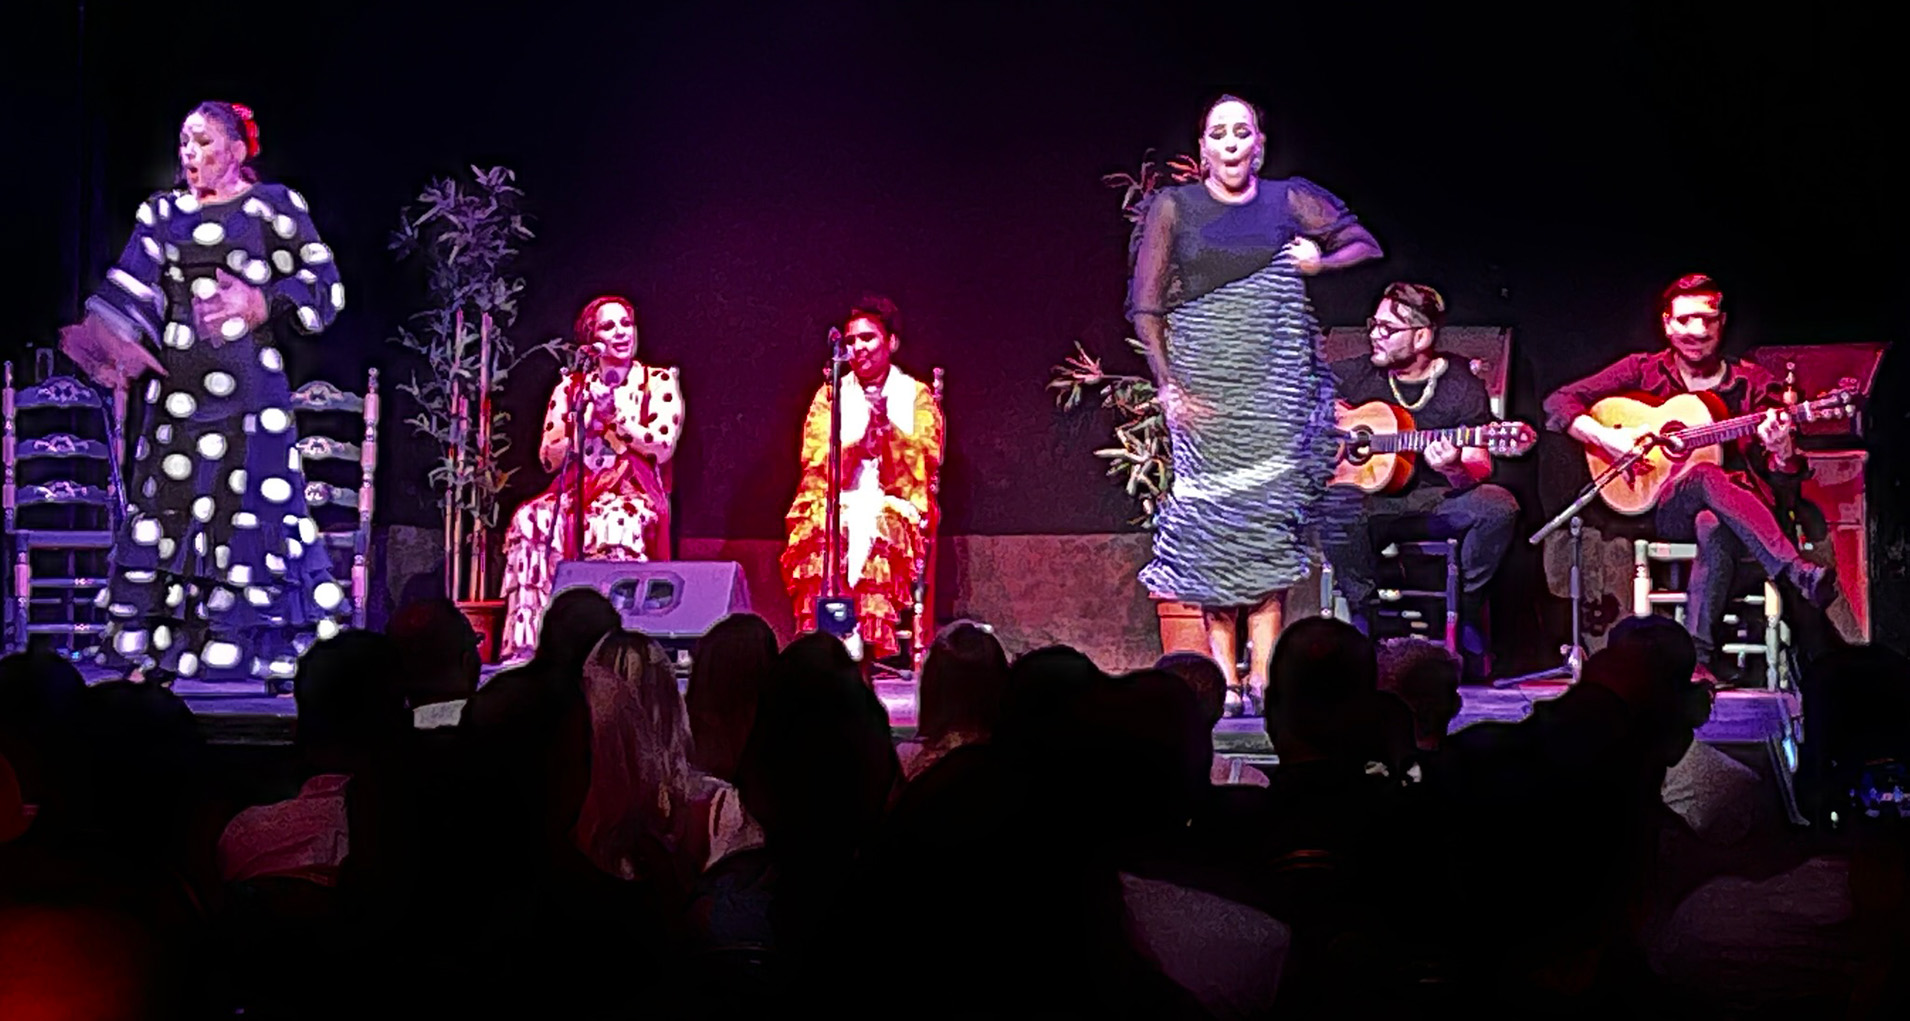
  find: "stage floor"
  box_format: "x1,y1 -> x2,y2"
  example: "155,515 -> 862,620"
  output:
84,665 -> 1800,761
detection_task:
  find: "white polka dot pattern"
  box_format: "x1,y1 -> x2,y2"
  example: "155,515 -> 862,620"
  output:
205,642 -> 243,669
192,222 -> 225,246
203,371 -> 236,397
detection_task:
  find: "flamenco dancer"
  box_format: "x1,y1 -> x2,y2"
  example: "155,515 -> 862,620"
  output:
59,101 -> 350,686
1127,94 -> 1382,714
499,296 -> 682,659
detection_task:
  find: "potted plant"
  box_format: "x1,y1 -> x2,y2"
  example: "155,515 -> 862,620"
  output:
1048,151 -> 1208,654
389,165 -> 560,659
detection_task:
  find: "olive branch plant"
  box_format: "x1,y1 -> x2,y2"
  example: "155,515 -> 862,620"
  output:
1047,150 -> 1200,528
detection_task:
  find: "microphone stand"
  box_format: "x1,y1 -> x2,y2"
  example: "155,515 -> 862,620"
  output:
1496,434 -> 1663,687
816,328 -> 857,644
568,347 -> 593,564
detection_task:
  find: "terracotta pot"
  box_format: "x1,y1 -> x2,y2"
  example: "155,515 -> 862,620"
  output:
456,599 -> 507,664
1155,599 -> 1207,656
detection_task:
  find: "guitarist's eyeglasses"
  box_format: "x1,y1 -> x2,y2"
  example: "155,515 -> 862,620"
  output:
1366,316 -> 1425,338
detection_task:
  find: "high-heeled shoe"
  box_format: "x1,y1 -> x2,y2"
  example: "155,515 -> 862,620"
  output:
1243,683 -> 1267,718
1223,685 -> 1246,718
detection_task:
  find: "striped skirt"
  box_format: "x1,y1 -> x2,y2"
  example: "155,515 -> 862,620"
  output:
1139,260 -> 1342,608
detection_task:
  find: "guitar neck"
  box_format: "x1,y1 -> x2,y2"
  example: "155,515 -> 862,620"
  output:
1670,397 -> 1836,451
1367,425 -> 1490,453
1670,412 -> 1762,450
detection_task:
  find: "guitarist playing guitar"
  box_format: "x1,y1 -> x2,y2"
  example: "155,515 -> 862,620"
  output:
1543,273 -> 1839,685
1325,282 -> 1522,681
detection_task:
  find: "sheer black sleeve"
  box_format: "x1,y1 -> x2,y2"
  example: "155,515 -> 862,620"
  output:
1125,189 -> 1178,380
1286,177 -> 1360,251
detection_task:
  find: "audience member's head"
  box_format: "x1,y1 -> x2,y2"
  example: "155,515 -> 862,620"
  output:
292,631 -> 409,774
738,639 -> 898,863
1375,637 -> 1463,752
69,681 -> 207,856
0,650 -> 87,810
386,597 -> 481,707
995,645 -> 1106,761
574,630 -> 693,880
534,588 -> 622,675
1085,669 -> 1213,843
685,614 -> 778,782
1588,615 -> 1710,765
916,620 -> 1010,746
1156,651 -> 1229,729
1268,617 -> 1381,765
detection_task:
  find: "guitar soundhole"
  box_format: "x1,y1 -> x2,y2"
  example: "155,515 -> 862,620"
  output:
1345,428 -> 1372,465
1659,420 -> 1689,460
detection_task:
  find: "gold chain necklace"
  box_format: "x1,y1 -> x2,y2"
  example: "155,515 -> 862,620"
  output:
1387,357 -> 1447,412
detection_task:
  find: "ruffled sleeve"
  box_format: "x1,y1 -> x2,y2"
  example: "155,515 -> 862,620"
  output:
258,184 -> 342,335
627,366 -> 684,464
84,193 -> 173,346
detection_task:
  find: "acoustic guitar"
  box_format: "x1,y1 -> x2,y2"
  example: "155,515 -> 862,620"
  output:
1331,400 -> 1538,494
1582,384 -> 1860,516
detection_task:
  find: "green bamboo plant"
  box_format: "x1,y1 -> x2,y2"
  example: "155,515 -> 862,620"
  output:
388,165 -> 561,533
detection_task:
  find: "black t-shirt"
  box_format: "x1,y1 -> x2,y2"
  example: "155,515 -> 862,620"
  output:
1332,355 -> 1493,492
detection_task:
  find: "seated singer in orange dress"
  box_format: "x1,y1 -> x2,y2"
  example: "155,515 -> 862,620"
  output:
781,295 -> 944,661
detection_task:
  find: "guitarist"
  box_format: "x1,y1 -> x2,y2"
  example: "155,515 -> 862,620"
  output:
1543,273 -> 1837,683
1326,282 -> 1520,680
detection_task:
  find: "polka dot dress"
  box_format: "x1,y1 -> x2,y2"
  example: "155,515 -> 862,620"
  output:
85,183 -> 349,683
498,364 -> 681,660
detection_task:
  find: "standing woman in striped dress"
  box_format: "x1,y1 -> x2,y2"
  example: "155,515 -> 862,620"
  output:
1127,95 -> 1382,715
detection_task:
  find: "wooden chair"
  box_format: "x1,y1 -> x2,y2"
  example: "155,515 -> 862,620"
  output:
288,372 -> 379,629
3,360 -> 122,653
903,367 -> 945,677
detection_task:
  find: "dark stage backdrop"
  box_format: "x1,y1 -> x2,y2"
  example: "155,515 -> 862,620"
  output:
4,2 -> 1896,641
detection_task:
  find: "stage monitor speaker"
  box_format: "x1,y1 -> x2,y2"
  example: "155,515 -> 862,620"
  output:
550,561 -> 751,643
